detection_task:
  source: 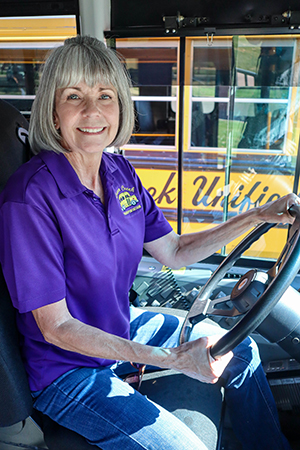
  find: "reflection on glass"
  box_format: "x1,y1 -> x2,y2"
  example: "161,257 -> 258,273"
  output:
0,61 -> 40,93
235,37 -> 295,88
116,41 -> 178,147
233,37 -> 294,152
235,102 -> 288,150
0,49 -> 48,115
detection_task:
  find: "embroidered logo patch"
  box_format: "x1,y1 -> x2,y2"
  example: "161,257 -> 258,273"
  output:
115,186 -> 141,215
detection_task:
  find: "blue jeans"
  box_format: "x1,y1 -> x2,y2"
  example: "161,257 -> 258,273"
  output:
32,307 -> 291,450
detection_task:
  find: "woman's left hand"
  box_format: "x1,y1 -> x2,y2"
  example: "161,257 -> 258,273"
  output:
169,335 -> 233,384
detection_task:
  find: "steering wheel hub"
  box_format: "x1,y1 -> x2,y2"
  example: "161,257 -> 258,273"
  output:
231,270 -> 268,313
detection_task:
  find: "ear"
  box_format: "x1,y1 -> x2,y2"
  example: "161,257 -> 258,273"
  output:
53,111 -> 60,130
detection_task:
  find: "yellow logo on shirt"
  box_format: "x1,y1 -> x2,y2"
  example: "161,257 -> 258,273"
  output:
116,186 -> 141,215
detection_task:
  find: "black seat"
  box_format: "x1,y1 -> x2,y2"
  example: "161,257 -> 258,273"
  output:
0,99 -> 223,450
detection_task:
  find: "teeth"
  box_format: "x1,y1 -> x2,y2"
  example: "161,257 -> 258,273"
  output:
79,127 -> 104,133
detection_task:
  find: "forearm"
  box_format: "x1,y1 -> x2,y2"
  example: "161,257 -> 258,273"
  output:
146,194 -> 298,270
146,207 -> 262,270
40,313 -> 174,368
33,300 -> 232,383
47,317 -> 230,383
173,206 -> 261,268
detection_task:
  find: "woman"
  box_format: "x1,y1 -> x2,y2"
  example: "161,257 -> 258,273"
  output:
0,35 -> 296,450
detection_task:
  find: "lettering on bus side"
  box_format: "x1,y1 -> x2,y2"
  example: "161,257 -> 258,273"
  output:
147,171 -> 282,213
192,175 -> 281,213
148,172 -> 177,205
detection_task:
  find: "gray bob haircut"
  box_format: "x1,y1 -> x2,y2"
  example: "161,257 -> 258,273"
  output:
29,35 -> 134,154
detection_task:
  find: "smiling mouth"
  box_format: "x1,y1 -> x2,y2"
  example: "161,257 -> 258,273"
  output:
78,127 -> 105,134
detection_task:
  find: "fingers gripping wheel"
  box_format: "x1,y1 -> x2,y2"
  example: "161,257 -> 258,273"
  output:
179,205 -> 300,359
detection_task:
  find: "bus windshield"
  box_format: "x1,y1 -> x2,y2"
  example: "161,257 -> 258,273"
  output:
113,34 -> 300,261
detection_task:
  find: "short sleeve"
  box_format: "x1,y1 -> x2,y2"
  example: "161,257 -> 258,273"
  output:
141,186 -> 173,242
0,202 -> 66,313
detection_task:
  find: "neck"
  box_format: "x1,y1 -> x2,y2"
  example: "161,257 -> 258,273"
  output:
64,152 -> 105,202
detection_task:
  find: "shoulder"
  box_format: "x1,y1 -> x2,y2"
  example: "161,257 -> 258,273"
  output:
0,152 -> 61,209
1,154 -> 47,202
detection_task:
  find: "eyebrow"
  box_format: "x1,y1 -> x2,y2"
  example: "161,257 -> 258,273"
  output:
63,86 -> 115,92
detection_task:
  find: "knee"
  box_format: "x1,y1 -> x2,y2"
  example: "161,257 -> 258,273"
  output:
220,336 -> 262,389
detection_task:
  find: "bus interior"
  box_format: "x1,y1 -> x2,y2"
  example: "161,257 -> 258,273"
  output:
1,0 -> 300,448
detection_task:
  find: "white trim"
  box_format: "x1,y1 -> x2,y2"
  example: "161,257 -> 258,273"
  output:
132,96 -> 176,102
123,144 -> 176,150
191,97 -> 288,104
234,97 -> 288,104
116,40 -> 179,48
0,95 -> 35,100
0,15 -> 75,20
0,42 -> 62,49
191,97 -> 229,103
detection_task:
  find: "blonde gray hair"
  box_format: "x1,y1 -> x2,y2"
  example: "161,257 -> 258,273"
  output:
29,35 -> 134,154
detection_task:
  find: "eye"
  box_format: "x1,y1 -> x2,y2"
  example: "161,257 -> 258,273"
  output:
100,93 -> 111,100
67,93 -> 80,100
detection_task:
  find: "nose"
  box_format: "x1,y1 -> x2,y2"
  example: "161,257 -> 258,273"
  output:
83,98 -> 102,117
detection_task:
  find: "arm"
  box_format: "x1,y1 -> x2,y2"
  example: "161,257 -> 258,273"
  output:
32,298 -> 232,383
144,193 -> 300,269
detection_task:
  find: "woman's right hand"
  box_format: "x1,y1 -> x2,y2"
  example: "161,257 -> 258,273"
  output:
170,336 -> 233,384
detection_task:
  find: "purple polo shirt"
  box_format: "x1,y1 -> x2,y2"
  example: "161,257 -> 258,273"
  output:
0,150 -> 172,391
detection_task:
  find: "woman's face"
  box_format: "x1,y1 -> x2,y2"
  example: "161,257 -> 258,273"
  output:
54,81 -> 119,155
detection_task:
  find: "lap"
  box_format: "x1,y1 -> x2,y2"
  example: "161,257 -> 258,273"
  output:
129,306 -> 224,347
33,365 -> 209,450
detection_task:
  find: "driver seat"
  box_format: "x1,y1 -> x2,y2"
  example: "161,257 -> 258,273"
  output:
0,99 -> 224,450
0,99 -> 97,450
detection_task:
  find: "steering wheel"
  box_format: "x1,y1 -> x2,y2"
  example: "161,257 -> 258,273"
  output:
179,205 -> 300,359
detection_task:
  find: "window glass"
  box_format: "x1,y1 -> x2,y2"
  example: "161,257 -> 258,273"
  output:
130,100 -> 175,146
115,38 -> 179,232
116,40 -> 178,147
234,101 -> 288,151
0,16 -> 77,117
192,43 -> 232,98
183,36 -> 300,259
191,100 -> 229,148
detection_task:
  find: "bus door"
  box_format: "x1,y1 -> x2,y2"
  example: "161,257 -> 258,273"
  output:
183,35 -> 300,259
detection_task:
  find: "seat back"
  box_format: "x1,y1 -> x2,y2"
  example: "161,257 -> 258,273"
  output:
0,99 -> 32,426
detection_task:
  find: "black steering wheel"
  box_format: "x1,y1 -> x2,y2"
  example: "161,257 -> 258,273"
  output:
179,205 -> 300,359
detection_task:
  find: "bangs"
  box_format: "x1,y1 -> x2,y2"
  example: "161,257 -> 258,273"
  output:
55,45 -> 116,90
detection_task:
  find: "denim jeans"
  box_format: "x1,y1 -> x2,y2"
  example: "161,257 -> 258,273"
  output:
32,307 -> 291,450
